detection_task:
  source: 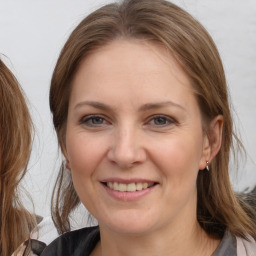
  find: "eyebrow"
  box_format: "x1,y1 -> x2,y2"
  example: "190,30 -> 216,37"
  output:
74,101 -> 112,111
74,100 -> 185,112
138,101 -> 186,112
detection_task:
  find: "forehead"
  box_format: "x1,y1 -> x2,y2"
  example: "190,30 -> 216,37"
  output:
76,39 -> 189,83
70,39 -> 196,110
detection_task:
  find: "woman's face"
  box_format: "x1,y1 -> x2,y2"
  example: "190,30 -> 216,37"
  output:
65,40 -> 210,235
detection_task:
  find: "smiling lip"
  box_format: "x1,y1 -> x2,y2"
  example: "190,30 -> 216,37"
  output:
100,179 -> 158,201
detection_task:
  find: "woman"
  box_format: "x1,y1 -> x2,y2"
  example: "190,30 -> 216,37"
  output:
0,59 -> 45,256
42,0 -> 256,255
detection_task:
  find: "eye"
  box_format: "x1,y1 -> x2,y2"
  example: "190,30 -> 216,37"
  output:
146,115 -> 176,127
152,116 -> 168,125
80,115 -> 108,127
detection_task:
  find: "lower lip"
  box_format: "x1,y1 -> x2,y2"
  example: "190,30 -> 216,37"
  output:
102,183 -> 156,201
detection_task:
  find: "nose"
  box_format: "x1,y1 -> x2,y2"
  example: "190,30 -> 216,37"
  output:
107,126 -> 147,169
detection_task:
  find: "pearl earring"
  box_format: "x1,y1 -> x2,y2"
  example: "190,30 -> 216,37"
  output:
206,161 -> 210,171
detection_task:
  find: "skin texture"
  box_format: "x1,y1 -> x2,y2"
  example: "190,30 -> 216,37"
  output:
65,40 -> 222,255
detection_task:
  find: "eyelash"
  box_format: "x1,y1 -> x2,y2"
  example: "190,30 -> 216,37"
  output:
145,115 -> 176,127
79,114 -> 109,127
79,114 -> 177,129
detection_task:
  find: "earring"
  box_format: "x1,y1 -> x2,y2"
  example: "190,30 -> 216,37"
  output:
206,161 -> 210,171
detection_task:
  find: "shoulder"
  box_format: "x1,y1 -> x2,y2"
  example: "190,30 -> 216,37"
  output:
236,235 -> 256,256
40,226 -> 100,256
12,216 -> 59,256
30,216 -> 59,245
213,231 -> 256,256
11,239 -> 47,256
212,231 -> 237,256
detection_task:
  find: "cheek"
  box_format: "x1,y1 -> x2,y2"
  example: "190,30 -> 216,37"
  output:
66,132 -> 104,177
148,134 -> 203,178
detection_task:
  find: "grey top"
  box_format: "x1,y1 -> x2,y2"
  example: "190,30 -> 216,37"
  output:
213,231 -> 237,256
40,227 -> 240,256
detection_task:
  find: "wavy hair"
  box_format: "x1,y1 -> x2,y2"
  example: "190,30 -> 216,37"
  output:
49,0 -> 256,239
0,58 -> 36,255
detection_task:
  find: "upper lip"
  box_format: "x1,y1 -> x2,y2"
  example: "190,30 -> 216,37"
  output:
100,178 -> 158,184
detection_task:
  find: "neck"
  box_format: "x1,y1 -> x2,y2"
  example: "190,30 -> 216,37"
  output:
92,220 -> 220,256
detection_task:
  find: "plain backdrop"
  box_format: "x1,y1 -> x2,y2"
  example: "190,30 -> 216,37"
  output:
0,0 -> 256,219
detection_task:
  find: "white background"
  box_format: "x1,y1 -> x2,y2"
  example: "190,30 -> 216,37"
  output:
0,0 -> 256,218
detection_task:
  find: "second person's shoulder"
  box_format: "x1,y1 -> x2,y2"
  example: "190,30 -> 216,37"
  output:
41,226 -> 100,256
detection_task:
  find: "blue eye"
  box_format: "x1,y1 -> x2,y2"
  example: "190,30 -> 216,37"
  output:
147,115 -> 175,127
80,115 -> 107,126
90,117 -> 104,124
153,116 -> 168,125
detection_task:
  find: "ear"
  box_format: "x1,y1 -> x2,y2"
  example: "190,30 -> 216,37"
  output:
65,159 -> 71,170
60,141 -> 71,171
199,115 -> 223,170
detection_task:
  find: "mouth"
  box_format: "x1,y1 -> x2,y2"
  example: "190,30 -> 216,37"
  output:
102,181 -> 157,192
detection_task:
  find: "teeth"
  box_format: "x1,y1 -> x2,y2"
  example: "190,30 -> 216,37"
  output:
106,182 -> 154,192
127,183 -> 136,192
143,183 -> 148,189
108,182 -> 114,189
119,183 -> 127,192
136,183 -> 143,191
113,182 -> 119,191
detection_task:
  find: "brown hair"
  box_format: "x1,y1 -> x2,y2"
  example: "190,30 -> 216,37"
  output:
50,0 -> 256,239
0,58 -> 36,255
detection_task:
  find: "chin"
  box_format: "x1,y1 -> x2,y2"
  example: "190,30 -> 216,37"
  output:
108,223 -> 153,236
98,212 -> 157,236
